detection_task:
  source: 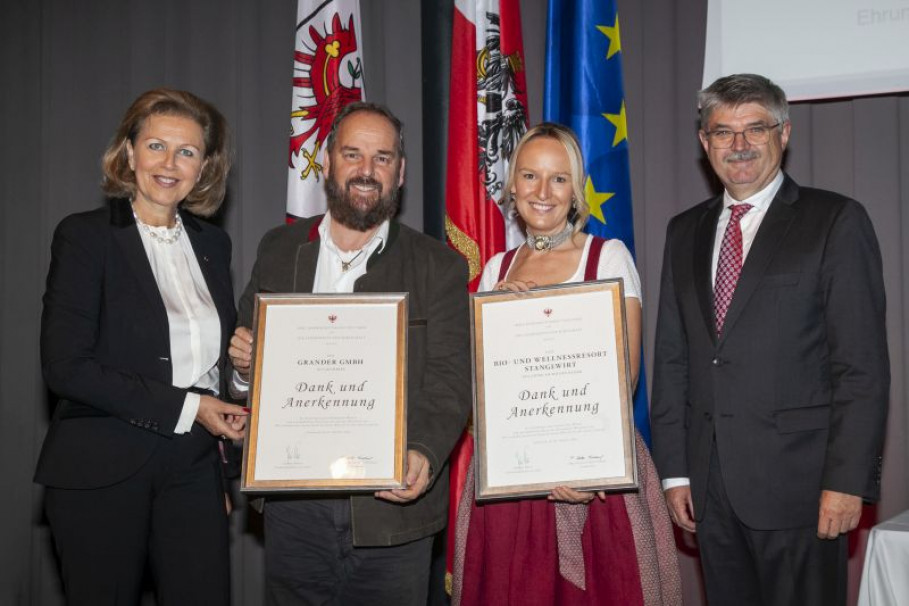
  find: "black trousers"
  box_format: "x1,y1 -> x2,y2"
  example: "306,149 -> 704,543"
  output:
265,498 -> 433,606
44,426 -> 230,606
698,444 -> 847,606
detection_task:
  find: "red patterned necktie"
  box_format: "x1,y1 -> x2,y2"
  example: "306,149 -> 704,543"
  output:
714,203 -> 753,335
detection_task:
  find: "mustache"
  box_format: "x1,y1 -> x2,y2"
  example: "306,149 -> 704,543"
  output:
725,150 -> 760,162
346,176 -> 383,192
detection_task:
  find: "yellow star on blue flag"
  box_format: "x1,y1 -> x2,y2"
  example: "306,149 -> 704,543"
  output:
603,101 -> 627,147
584,177 -> 614,225
596,15 -> 621,59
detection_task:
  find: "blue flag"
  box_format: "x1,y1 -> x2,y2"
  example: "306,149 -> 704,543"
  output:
543,0 -> 651,446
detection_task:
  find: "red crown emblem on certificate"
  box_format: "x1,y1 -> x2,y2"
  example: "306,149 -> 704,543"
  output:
328,314 -> 338,323
543,308 -> 553,317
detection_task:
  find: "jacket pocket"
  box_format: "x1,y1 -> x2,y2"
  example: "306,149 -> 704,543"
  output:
775,404 -> 830,434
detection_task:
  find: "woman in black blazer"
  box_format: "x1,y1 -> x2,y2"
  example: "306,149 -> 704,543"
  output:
35,89 -> 247,605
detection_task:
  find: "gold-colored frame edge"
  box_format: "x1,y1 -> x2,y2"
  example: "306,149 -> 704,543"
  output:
241,293 -> 408,492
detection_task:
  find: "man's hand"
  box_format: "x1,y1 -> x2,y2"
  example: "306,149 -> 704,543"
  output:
665,485 -> 697,533
817,490 -> 862,539
375,450 -> 432,504
228,326 -> 254,381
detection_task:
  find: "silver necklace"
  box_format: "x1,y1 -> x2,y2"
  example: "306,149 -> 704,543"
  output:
133,209 -> 184,245
339,248 -> 365,272
525,221 -> 574,252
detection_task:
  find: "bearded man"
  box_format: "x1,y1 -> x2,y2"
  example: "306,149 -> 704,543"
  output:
229,102 -> 470,605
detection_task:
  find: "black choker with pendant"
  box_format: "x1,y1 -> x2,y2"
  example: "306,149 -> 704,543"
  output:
525,222 -> 574,252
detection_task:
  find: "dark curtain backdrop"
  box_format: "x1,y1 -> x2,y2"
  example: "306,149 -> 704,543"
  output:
2,1 -> 906,604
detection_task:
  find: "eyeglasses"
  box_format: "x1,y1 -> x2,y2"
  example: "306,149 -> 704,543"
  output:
703,123 -> 781,148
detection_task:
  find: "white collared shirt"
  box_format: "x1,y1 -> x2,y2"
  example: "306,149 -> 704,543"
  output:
312,212 -> 389,294
710,170 -> 785,285
135,221 -> 220,434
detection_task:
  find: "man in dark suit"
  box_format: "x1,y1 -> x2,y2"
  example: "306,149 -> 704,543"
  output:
651,74 -> 889,606
229,102 -> 470,605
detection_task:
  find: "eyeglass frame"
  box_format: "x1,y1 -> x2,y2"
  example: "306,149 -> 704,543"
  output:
701,122 -> 782,148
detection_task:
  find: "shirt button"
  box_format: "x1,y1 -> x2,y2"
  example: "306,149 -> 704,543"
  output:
712,357 -> 722,366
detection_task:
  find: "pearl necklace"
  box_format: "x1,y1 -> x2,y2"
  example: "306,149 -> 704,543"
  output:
525,222 -> 574,252
133,209 -> 184,245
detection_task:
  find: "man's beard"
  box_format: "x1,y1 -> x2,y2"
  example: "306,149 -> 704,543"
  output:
325,172 -> 401,232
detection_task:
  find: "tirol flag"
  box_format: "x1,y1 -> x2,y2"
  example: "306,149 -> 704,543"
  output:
543,0 -> 651,445
287,0 -> 365,221
444,0 -> 529,592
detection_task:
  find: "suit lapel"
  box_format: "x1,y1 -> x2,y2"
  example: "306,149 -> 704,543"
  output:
182,212 -> 234,348
110,199 -> 171,340
718,176 -> 799,344
694,197 -> 723,344
293,221 -> 321,292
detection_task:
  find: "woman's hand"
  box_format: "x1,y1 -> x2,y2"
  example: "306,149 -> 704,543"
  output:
196,395 -> 249,440
548,486 -> 607,504
223,411 -> 248,433
493,279 -> 537,292
228,327 -> 254,381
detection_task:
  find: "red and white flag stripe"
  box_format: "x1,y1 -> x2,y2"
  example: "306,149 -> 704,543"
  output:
287,0 -> 366,221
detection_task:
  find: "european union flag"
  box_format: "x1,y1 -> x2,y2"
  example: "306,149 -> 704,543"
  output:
543,0 -> 651,446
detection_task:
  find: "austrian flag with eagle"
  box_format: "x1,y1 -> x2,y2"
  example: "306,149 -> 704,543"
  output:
446,0 -> 529,289
287,0 -> 366,221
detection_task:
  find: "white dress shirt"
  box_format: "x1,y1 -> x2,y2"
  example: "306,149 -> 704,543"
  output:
312,212 -> 389,294
135,217 -> 221,434
662,170 -> 784,492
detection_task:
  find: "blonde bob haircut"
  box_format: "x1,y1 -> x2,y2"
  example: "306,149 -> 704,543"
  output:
503,122 -> 590,233
101,88 -> 231,217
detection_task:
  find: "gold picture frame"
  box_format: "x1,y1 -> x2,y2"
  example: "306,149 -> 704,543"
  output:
470,280 -> 637,500
241,293 -> 407,493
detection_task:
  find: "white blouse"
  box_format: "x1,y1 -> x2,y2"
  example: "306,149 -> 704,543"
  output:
135,217 -> 221,433
478,235 -> 643,299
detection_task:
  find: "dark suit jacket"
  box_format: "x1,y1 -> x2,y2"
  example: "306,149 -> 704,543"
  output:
651,175 -> 889,530
238,215 -> 470,546
35,198 -> 236,489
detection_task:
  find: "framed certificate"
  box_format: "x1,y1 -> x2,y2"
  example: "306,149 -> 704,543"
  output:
241,293 -> 407,492
471,280 -> 637,500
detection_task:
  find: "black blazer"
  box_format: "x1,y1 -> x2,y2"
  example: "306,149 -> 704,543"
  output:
651,175 -> 889,530
35,199 -> 236,489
